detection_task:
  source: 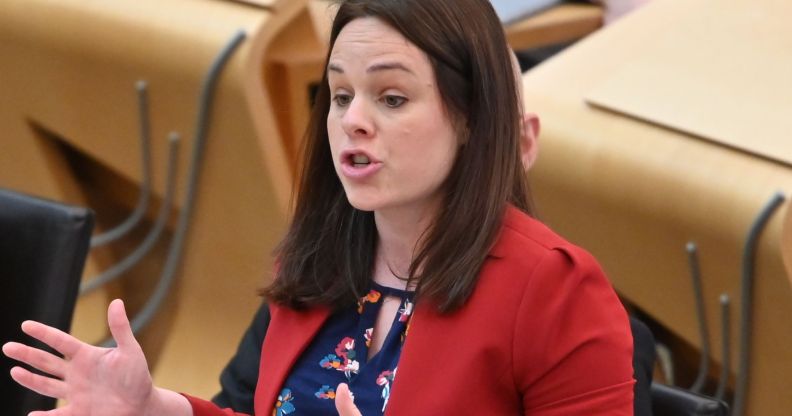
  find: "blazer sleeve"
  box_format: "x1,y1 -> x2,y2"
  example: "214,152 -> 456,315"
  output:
514,247 -> 635,415
182,394 -> 251,416
211,302 -> 270,412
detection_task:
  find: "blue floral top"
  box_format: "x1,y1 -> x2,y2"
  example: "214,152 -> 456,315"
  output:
273,281 -> 415,416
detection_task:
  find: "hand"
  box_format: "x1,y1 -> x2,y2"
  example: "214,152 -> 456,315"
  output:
2,299 -> 178,416
335,383 -> 362,416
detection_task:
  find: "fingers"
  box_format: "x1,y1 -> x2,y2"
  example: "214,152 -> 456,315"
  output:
9,366 -> 67,399
29,410 -> 69,416
2,342 -> 66,379
107,299 -> 139,350
29,411 -> 67,416
20,321 -> 82,359
335,383 -> 362,416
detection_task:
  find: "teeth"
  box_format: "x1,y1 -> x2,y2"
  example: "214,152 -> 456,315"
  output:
352,154 -> 370,164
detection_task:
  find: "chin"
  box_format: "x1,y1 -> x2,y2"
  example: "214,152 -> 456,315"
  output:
345,196 -> 379,212
343,189 -> 388,212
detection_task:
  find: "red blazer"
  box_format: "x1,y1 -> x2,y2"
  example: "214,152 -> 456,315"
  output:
186,206 -> 635,415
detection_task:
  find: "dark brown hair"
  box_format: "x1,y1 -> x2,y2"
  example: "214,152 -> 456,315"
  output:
264,0 -> 533,313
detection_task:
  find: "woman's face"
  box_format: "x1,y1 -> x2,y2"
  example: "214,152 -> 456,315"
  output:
327,17 -> 459,216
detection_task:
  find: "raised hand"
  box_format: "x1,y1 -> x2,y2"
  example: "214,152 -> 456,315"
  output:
335,383 -> 363,416
2,299 -> 188,416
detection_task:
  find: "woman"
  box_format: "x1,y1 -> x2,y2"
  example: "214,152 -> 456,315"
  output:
2,0 -> 634,415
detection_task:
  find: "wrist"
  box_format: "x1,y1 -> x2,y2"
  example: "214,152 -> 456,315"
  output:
144,387 -> 193,416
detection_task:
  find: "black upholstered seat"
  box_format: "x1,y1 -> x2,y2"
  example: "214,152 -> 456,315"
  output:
0,188 -> 94,414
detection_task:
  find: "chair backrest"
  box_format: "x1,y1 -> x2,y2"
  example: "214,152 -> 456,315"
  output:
0,188 -> 94,414
651,383 -> 730,416
631,317 -> 656,416
630,316 -> 730,416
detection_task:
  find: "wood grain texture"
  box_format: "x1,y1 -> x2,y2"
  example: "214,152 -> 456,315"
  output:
0,0 -> 306,399
505,3 -> 603,50
586,0 -> 792,166
521,0 -> 792,413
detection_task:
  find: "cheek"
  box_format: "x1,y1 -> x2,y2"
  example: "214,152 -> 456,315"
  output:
327,116 -> 343,158
401,123 -> 458,179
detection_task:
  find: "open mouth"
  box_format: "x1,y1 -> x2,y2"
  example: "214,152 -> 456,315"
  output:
351,153 -> 371,168
340,150 -> 381,178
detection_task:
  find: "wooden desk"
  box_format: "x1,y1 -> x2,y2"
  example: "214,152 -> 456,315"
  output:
0,0 -> 304,398
521,0 -> 791,414
505,3 -> 603,50
784,208 -> 792,286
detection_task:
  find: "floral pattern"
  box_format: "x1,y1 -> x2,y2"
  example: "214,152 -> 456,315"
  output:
377,369 -> 397,411
364,327 -> 373,348
320,336 -> 360,378
398,300 -> 414,322
358,289 -> 382,313
275,282 -> 413,415
314,385 -> 336,400
273,388 -> 295,416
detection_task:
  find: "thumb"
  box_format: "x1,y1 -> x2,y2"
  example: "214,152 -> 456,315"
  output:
335,383 -> 362,416
107,299 -> 139,350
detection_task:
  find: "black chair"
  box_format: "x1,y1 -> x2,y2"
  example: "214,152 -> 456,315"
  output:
631,316 -> 730,416
651,382 -> 730,416
0,188 -> 94,415
632,317 -> 656,416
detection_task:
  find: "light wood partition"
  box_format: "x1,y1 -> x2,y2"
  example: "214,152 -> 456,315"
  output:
505,2 -> 603,50
0,0 -> 306,398
521,0 -> 792,414
784,208 -> 792,286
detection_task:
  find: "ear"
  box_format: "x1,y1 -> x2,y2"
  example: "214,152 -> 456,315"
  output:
520,112 -> 540,171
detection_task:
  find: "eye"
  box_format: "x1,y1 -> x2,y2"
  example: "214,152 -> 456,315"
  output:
333,93 -> 353,107
382,95 -> 407,108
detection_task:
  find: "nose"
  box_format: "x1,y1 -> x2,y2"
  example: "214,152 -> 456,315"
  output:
341,96 -> 374,139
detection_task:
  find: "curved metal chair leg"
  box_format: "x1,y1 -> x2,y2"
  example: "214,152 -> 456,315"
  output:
101,29 -> 247,347
687,241 -> 711,394
715,293 -> 731,402
90,80 -> 153,248
80,133 -> 180,295
732,191 -> 786,416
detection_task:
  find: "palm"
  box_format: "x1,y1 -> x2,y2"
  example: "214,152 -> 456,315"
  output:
63,341 -> 152,414
2,300 -> 154,416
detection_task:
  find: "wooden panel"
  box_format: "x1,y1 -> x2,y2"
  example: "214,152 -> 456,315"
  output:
520,0 -> 792,414
0,0 -> 306,399
783,207 -> 792,288
505,3 -> 603,50
586,0 -> 792,166
225,0 -> 276,9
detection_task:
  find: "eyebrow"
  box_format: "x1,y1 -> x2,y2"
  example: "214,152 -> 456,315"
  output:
327,61 -> 415,75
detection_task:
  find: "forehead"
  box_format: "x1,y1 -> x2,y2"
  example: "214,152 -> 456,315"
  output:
329,17 -> 432,75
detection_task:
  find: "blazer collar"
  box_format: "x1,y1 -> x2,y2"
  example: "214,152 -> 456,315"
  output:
488,204 -> 525,259
255,304 -> 331,414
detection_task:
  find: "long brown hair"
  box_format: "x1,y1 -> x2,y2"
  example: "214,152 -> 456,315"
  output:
264,0 -> 533,313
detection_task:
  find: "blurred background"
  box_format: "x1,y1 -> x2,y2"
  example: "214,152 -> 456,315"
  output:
1,0 -> 790,414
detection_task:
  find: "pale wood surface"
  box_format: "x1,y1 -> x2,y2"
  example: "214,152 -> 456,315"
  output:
0,0 -> 305,399
226,0 -> 276,9
505,3 -> 603,50
586,0 -> 792,166
521,0 -> 792,413
265,6 -> 327,166
783,207 -> 792,288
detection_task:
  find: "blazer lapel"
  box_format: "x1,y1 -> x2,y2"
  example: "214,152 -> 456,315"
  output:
255,304 -> 331,414
383,301 -> 437,415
